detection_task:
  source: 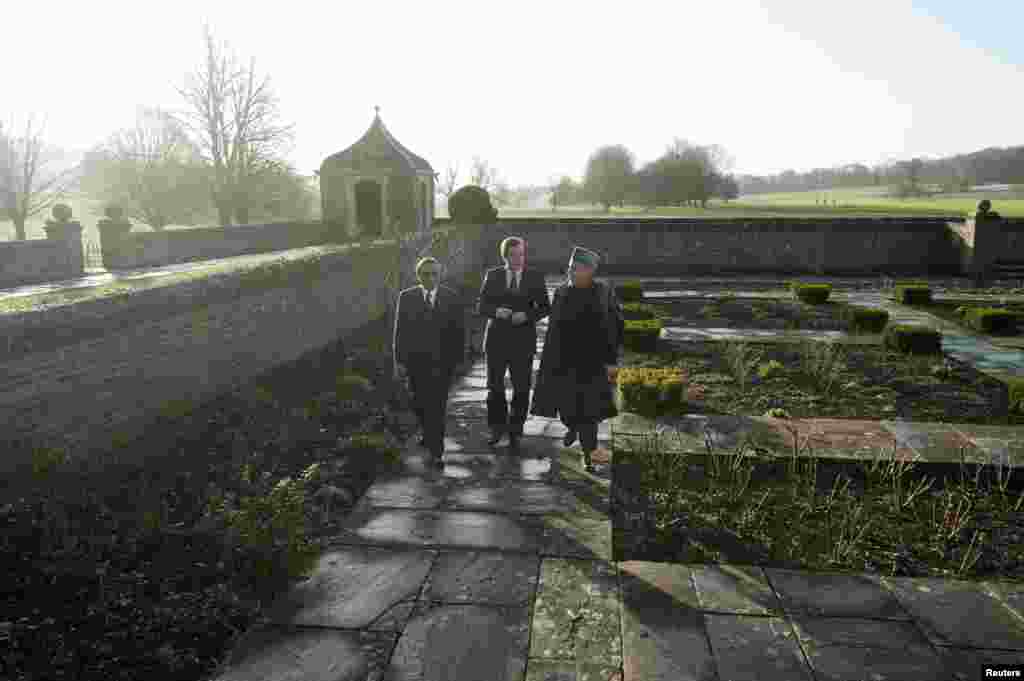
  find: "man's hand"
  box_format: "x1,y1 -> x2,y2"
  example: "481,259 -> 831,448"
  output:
510,311 -> 528,325
496,307 -> 513,320
605,365 -> 618,383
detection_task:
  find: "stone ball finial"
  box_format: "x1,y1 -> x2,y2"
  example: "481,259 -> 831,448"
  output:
104,204 -> 124,221
978,199 -> 991,213
52,203 -> 73,222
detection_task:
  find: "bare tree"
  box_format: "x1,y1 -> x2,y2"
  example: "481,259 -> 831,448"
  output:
0,116 -> 79,240
80,108 -> 210,230
436,162 -> 459,201
176,25 -> 294,226
469,156 -> 499,193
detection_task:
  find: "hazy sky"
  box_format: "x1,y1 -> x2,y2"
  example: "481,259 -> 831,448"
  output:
6,0 -> 1023,186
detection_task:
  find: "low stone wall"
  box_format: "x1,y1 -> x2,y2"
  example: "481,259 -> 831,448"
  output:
0,235 -> 485,474
453,217 -> 968,276
0,237 -> 83,288
101,221 -> 332,270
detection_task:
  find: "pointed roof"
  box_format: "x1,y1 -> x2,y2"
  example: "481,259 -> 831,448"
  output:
322,108 -> 434,175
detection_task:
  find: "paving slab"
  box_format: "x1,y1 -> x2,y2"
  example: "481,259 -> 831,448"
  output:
523,416 -> 612,442
538,514 -> 613,561
397,451 -> 558,481
530,559 -> 622,668
703,614 -> 813,681
757,417 -> 918,461
421,551 -> 540,606
355,475 -> 452,511
389,602 -> 530,681
265,546 -> 434,630
936,646 -> 1024,681
618,562 -> 718,681
691,565 -> 782,615
444,479 -> 607,518
210,626 -> 397,681
334,508 -> 545,553
524,659 -> 624,680
953,425 -> 1024,466
800,641 -> 947,681
882,576 -> 1024,650
438,422 -> 572,457
764,569 -> 910,619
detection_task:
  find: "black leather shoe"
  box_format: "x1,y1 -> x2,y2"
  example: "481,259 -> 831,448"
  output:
508,433 -> 521,449
488,429 -> 504,446
563,429 -> 578,447
418,436 -> 427,447
430,449 -> 444,467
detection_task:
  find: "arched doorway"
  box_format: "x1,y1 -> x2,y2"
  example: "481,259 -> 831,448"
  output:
354,179 -> 383,237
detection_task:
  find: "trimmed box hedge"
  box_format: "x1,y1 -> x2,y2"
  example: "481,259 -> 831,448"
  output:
792,283 -> 832,304
893,284 -> 932,305
623,319 -> 663,352
621,302 -> 664,320
844,305 -> 890,333
1009,377 -> 1024,414
964,307 -> 1019,334
616,281 -> 644,303
883,324 -> 942,354
617,367 -> 685,416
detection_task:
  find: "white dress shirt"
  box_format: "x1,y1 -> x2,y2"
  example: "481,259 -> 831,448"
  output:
421,285 -> 437,308
506,267 -> 521,290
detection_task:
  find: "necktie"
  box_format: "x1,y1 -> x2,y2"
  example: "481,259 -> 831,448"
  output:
424,289 -> 431,308
511,272 -> 519,291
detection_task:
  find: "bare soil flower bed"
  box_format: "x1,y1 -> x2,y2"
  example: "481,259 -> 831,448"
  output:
626,342 -> 1021,425
0,316 -> 420,681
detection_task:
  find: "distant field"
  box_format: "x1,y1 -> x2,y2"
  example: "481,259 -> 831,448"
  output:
492,185 -> 1024,219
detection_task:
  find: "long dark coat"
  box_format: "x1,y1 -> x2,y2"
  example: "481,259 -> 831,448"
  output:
529,279 -> 625,423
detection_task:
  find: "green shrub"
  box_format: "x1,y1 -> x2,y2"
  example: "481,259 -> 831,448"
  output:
964,307 -> 1018,334
844,305 -> 889,333
1008,377 -> 1024,414
757,360 -> 785,379
336,373 -> 374,401
792,283 -> 832,304
893,284 -> 932,305
956,306 -> 970,317
616,281 -> 644,303
616,367 -> 685,416
621,302 -> 664,320
448,185 -> 498,224
623,319 -> 662,352
883,324 -> 942,354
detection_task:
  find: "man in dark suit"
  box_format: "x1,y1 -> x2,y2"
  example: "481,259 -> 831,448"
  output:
477,237 -> 551,448
393,256 -> 466,466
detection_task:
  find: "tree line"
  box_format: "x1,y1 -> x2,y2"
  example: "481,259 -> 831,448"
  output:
739,145 -> 1024,196
0,26 -> 314,240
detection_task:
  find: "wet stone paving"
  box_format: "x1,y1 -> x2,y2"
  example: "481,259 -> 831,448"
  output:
210,275 -> 1024,680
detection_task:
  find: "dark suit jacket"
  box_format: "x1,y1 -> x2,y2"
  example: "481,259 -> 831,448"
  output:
393,284 -> 466,372
476,266 -> 551,356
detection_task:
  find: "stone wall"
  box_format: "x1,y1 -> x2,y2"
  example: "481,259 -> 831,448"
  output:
0,237 -> 84,288
101,221 -> 332,270
0,235 -> 485,474
452,217 -> 968,276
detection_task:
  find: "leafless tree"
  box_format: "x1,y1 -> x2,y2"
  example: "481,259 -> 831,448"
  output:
0,116 -> 79,240
469,156 -> 499,193
80,107 -> 210,230
436,162 -> 459,201
176,25 -> 294,226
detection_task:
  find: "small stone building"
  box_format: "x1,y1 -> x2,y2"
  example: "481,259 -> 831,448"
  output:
320,108 -> 435,240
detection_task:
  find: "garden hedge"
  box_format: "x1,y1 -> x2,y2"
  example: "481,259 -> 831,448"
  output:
616,367 -> 684,416
623,319 -> 662,352
964,307 -> 1019,334
883,324 -> 942,354
616,281 -> 644,303
792,283 -> 832,304
621,302 -> 663,320
893,284 -> 932,305
844,305 -> 890,333
1009,377 -> 1024,414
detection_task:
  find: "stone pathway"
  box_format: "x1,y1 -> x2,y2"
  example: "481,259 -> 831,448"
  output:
209,295 -> 1024,680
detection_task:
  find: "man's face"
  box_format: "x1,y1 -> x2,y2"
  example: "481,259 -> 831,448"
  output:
572,263 -> 595,286
418,264 -> 440,289
506,244 -> 525,271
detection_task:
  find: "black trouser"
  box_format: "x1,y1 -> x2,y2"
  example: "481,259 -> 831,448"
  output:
408,364 -> 454,454
561,418 -> 598,453
486,347 -> 534,435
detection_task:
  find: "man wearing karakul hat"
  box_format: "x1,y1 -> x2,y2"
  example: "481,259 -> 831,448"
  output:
529,246 -> 625,472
